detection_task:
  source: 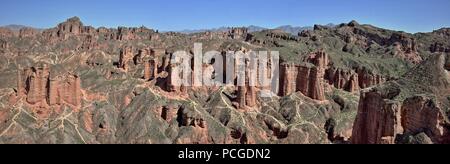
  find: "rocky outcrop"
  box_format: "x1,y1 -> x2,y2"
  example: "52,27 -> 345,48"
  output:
279,51 -> 328,101
48,73 -> 81,107
167,62 -> 183,93
308,67 -> 326,101
296,65 -> 311,94
135,48 -> 151,65
39,17 -> 155,43
160,104 -> 179,122
143,59 -> 158,81
356,67 -> 386,89
389,33 -> 418,53
307,50 -> 329,69
41,28 -> 59,42
116,26 -> 154,41
40,17 -> 87,41
17,64 -> 82,108
279,63 -> 297,96
117,27 -> 135,41
325,68 -> 362,92
304,51 -> 328,101
352,54 -> 450,144
176,106 -> 209,144
229,27 -> 248,40
0,39 -> 8,50
351,88 -> 402,144
18,27 -> 39,38
352,91 -> 447,144
119,46 -> 134,71
265,29 -> 298,41
237,80 -> 257,109
25,65 -> 51,105
81,35 -> 98,50
401,95 -> 445,143
0,27 -> 14,38
57,17 -> 83,38
347,74 -> 359,93
430,42 -> 450,53
386,30 -> 423,63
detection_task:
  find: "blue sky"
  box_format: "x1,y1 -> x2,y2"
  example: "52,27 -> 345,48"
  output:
1,0 -> 450,33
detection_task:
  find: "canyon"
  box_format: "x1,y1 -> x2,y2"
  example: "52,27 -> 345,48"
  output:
0,17 -> 449,144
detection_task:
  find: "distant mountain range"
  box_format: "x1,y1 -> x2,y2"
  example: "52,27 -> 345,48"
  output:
1,24 -> 336,35
176,25 -> 318,35
0,24 -> 43,32
176,24 -> 337,35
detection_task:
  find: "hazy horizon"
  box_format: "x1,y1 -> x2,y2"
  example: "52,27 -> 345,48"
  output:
1,0 -> 450,33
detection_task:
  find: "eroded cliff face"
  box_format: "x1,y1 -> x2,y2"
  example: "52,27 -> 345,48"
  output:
351,88 -> 402,144
19,28 -> 39,39
0,39 -> 7,50
325,66 -> 386,93
279,51 -> 328,101
401,95 -> 445,143
14,64 -> 82,118
119,46 -> 134,71
351,54 -> 450,144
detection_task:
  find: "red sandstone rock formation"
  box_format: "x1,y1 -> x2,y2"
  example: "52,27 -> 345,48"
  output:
351,89 -> 402,144
279,63 -> 297,96
325,68 -> 360,92
303,51 -> 328,100
161,105 -> 179,122
119,46 -> 134,71
167,63 -> 182,92
143,60 -> 151,81
26,64 -> 50,105
17,65 -> 82,109
0,27 -> 14,38
401,95 -> 445,143
135,48 -> 151,65
64,74 -> 82,106
352,54 -> 450,144
0,39 -> 8,50
296,65 -> 311,94
151,48 -> 166,57
97,27 -> 114,40
356,67 -> 386,89
307,51 -> 328,100
237,86 -> 247,109
83,26 -> 97,34
352,91 -> 448,144
237,78 -> 258,109
117,27 -> 134,41
278,51 -> 328,101
143,59 -> 158,81
116,26 -> 154,41
229,27 -> 248,40
57,17 -> 83,38
430,42 -> 450,53
81,35 -> 98,50
389,33 -> 422,64
48,77 -> 60,106
308,67 -> 326,101
41,28 -> 59,42
19,27 -> 39,38
308,50 -> 329,69
347,74 -> 359,93
245,85 -> 257,108
177,106 -> 209,144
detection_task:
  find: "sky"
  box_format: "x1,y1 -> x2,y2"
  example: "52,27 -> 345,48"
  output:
1,0 -> 450,33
